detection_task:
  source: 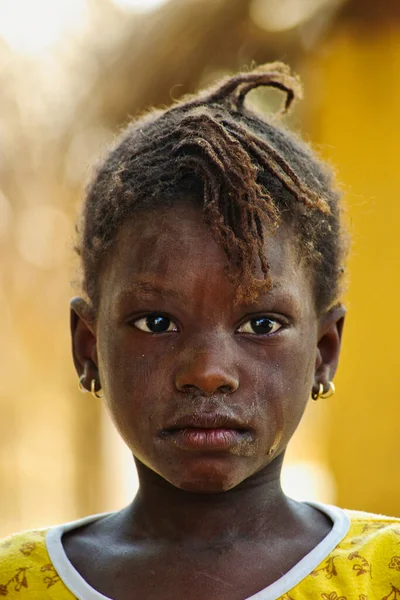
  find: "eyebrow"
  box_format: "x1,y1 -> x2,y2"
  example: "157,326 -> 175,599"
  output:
115,277 -> 288,309
116,279 -> 182,303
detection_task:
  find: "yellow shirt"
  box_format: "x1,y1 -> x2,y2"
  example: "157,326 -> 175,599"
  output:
1,504 -> 400,599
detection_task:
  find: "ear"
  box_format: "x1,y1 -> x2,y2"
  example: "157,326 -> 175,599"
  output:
70,297 -> 99,390
313,304 -> 346,394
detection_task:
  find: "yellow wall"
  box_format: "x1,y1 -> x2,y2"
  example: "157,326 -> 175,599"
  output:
310,26 -> 400,515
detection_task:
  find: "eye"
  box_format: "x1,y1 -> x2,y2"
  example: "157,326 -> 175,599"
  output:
133,314 -> 178,334
237,316 -> 282,335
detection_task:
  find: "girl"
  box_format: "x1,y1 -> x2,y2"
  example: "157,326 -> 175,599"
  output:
1,63 -> 399,600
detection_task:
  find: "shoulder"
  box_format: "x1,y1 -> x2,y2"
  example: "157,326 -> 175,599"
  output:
344,508 -> 400,545
338,509 -> 400,578
294,508 -> 400,598
0,528 -> 49,573
346,508 -> 400,525
0,529 -> 75,598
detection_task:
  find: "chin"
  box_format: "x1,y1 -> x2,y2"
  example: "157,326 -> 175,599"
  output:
165,460 -> 247,494
136,453 -> 259,493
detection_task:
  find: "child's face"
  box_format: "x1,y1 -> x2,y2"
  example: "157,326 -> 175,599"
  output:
81,202 -> 334,493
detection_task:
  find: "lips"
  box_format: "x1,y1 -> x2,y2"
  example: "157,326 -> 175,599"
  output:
163,411 -> 248,432
160,412 -> 252,450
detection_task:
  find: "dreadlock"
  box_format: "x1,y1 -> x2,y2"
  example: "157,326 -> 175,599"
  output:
75,62 -> 346,314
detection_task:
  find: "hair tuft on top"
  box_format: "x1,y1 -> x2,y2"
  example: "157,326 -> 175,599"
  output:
184,62 -> 303,115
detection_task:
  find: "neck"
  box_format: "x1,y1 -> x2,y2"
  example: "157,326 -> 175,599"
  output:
123,454 -> 298,545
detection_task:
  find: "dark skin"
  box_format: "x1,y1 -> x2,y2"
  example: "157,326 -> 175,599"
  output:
68,202 -> 345,600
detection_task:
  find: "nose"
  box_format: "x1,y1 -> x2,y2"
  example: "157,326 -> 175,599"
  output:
175,347 -> 239,395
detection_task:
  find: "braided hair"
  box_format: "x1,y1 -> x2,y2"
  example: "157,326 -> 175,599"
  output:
75,62 -> 346,315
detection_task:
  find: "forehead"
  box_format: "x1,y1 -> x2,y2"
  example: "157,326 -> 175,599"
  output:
98,202 -> 313,311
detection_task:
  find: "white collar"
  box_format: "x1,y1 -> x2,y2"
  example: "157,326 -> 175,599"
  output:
46,501 -> 350,600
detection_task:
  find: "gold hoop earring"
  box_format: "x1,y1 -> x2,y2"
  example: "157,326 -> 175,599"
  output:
311,383 -> 324,401
321,381 -> 335,399
78,376 -> 88,393
91,378 -> 104,399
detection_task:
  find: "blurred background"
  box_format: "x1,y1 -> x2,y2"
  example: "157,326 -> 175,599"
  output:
0,0 -> 399,537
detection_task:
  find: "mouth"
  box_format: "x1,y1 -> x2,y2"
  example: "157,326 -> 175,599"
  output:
160,413 -> 253,450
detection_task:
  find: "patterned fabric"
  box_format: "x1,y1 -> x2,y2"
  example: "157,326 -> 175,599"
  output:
0,511 -> 399,599
283,511 -> 400,600
0,529 -> 75,598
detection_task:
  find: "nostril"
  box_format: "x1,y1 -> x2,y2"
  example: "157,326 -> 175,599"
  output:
218,385 -> 234,394
180,384 -> 198,393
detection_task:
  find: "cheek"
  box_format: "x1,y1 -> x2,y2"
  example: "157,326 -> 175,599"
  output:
96,331 -> 167,449
274,344 -> 316,450
249,340 -> 316,456
98,322 -> 164,397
